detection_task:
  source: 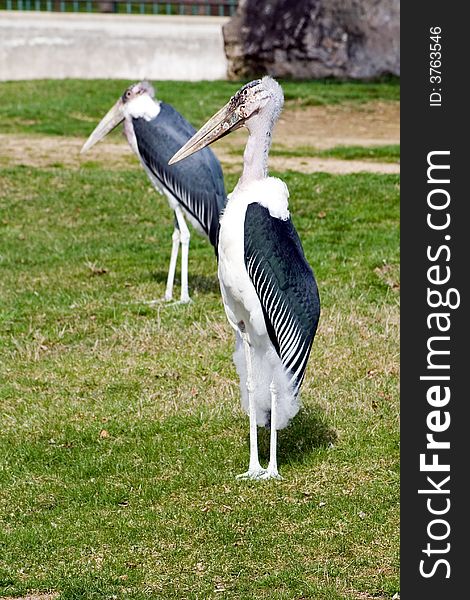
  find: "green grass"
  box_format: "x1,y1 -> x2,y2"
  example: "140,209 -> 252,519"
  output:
269,145 -> 400,163
282,77 -> 399,106
0,78 -> 399,598
0,162 -> 399,599
0,78 -> 399,137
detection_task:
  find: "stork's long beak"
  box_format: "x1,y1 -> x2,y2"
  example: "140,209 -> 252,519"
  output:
169,101 -> 244,165
80,98 -> 124,154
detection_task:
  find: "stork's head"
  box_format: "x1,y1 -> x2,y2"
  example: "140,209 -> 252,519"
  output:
169,76 -> 284,165
80,81 -> 159,154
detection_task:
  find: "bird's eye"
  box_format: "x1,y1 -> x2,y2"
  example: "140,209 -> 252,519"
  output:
126,90 -> 132,98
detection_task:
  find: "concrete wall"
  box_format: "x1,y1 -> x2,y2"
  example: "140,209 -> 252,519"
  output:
0,11 -> 229,81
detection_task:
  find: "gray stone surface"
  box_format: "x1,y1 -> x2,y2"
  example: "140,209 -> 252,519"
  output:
223,0 -> 400,80
0,11 -> 229,81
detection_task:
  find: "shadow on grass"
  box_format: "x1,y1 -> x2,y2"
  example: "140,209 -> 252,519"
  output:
257,404 -> 337,467
150,270 -> 220,294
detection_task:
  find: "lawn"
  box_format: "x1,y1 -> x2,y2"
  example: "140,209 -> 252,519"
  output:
0,78 -> 399,137
0,80 -> 399,599
269,145 -> 400,164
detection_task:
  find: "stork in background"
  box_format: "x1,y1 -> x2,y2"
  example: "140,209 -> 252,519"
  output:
170,77 -> 320,479
81,81 -> 227,303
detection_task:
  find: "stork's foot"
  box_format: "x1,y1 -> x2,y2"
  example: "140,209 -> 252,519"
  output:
259,468 -> 282,480
138,297 -> 172,306
141,296 -> 192,306
236,467 -> 267,480
165,290 -> 192,304
139,299 -> 165,306
167,297 -> 193,306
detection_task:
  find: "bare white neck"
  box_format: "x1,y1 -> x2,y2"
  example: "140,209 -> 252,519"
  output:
237,111 -> 274,189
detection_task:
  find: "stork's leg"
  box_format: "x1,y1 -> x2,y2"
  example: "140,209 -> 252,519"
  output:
173,205 -> 191,303
164,223 -> 180,301
260,381 -> 282,480
236,335 -> 266,479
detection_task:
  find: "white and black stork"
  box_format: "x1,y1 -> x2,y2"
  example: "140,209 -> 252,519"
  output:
81,81 -> 227,303
170,77 -> 320,479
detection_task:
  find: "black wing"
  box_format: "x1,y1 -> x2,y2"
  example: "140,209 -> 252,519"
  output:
244,203 -> 320,393
132,102 -> 227,249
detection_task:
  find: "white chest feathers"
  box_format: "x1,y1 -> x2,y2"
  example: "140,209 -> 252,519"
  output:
218,177 -> 290,328
123,94 -> 161,121
219,176 -> 290,263
231,177 -> 290,221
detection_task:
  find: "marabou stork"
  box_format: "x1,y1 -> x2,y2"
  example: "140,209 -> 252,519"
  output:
81,81 -> 227,303
169,77 -> 320,479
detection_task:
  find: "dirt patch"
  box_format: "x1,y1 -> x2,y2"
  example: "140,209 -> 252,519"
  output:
249,99 -> 399,150
0,133 -> 134,171
1,101 -> 399,175
216,148 -> 400,175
